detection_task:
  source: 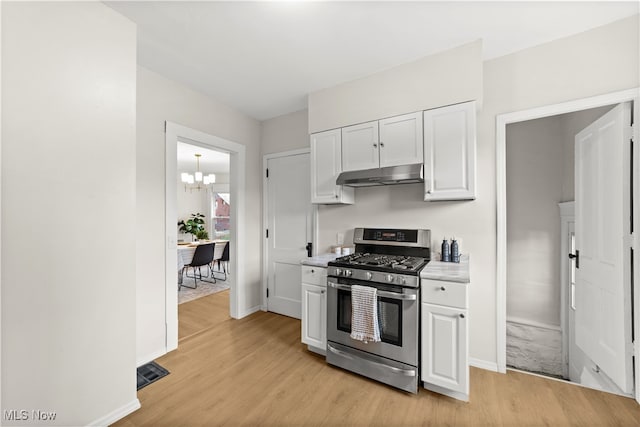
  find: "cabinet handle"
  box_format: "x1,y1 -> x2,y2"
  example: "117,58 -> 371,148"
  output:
321,290 -> 325,294
380,142 -> 384,147
440,286 -> 446,291
335,194 -> 339,198
460,314 -> 465,318
311,269 -> 315,273
373,143 -> 378,148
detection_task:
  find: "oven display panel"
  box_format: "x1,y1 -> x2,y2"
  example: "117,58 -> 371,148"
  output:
363,229 -> 418,243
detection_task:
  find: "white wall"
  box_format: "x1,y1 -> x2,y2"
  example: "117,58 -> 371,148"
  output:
176,173 -> 231,242
2,2 -> 138,425
136,66 -> 262,364
176,178 -> 209,241
311,14 -> 639,367
308,40 -> 483,133
261,109 -> 309,155
506,116 -> 564,326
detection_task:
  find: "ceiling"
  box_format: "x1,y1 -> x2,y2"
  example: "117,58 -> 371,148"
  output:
106,1 -> 639,121
177,142 -> 230,174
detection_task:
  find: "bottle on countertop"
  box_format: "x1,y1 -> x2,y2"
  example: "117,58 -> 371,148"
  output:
441,238 -> 450,262
451,238 -> 460,263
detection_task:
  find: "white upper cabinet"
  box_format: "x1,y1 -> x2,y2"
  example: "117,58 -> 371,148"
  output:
342,113 -> 423,172
379,112 -> 423,168
341,121 -> 379,172
423,101 -> 476,201
310,129 -> 355,204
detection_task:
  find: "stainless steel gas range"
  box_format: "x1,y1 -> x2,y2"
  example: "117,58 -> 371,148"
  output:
326,228 -> 430,393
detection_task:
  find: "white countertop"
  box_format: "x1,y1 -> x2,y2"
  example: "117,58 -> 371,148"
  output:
301,253 -> 339,268
421,256 -> 470,283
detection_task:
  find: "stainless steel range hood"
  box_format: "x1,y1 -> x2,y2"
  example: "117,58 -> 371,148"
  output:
336,163 -> 424,187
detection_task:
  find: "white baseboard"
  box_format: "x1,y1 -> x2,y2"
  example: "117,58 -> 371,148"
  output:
88,399 -> 140,427
136,347 -> 168,368
238,305 -> 261,318
470,358 -> 499,372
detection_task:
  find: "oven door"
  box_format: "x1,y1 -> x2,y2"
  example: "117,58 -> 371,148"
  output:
326,277 -> 418,366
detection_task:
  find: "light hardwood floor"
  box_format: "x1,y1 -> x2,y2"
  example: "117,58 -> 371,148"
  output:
178,290 -> 231,340
117,291 -> 640,426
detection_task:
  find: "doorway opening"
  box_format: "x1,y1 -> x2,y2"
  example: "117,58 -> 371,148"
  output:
496,88 -> 640,403
504,105 -> 627,392
165,122 -> 246,354
176,142 -> 231,339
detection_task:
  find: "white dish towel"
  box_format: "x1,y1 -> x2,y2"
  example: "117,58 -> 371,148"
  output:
350,285 -> 381,343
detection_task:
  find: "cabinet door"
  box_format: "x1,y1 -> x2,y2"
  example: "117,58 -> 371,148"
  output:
423,101 -> 476,201
379,112 -> 423,168
421,303 -> 468,395
301,283 -> 326,349
341,121 -> 379,172
310,130 -> 354,204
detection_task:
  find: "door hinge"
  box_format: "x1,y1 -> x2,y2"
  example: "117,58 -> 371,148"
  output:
625,233 -> 636,250
164,121 -> 167,133
266,288 -> 269,298
266,229 -> 269,238
266,168 -> 269,178
625,124 -> 634,142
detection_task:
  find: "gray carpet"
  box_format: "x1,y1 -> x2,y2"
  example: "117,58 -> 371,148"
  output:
178,276 -> 230,304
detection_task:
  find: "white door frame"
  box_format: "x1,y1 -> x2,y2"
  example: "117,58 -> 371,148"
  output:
165,122 -> 246,352
558,201 -> 575,379
261,148 -> 318,311
496,88 -> 640,402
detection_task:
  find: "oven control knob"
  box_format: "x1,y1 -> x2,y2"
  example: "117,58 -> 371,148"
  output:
386,274 -> 395,283
365,272 -> 372,280
335,268 -> 342,276
344,270 -> 352,277
400,277 -> 406,285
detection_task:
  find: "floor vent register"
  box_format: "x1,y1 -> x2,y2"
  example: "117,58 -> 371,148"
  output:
136,361 -> 170,390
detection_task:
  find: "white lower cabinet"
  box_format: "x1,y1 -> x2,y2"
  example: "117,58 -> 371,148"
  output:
421,279 -> 469,401
301,266 -> 327,354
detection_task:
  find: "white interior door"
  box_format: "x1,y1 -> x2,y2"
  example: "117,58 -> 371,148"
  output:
574,102 -> 633,394
266,152 -> 313,319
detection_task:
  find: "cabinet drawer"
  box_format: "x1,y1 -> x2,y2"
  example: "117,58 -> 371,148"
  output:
421,279 -> 467,309
301,265 -> 327,286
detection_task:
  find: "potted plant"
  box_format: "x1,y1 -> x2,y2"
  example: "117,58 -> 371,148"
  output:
178,213 -> 207,241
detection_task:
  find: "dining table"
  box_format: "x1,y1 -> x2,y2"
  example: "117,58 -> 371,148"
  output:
177,240 -> 228,283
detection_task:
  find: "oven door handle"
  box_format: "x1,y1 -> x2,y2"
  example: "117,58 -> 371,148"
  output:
327,344 -> 416,377
327,281 -> 417,301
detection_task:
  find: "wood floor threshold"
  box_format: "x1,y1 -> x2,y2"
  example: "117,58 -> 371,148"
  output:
507,367 -> 633,398
178,321 -> 220,343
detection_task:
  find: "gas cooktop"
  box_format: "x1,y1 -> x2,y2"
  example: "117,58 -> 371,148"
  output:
330,252 -> 429,274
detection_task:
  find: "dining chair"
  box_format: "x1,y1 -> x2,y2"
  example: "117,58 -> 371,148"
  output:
180,243 -> 215,290
211,241 -> 230,281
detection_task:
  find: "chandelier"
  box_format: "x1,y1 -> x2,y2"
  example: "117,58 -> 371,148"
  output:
181,153 -> 216,191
